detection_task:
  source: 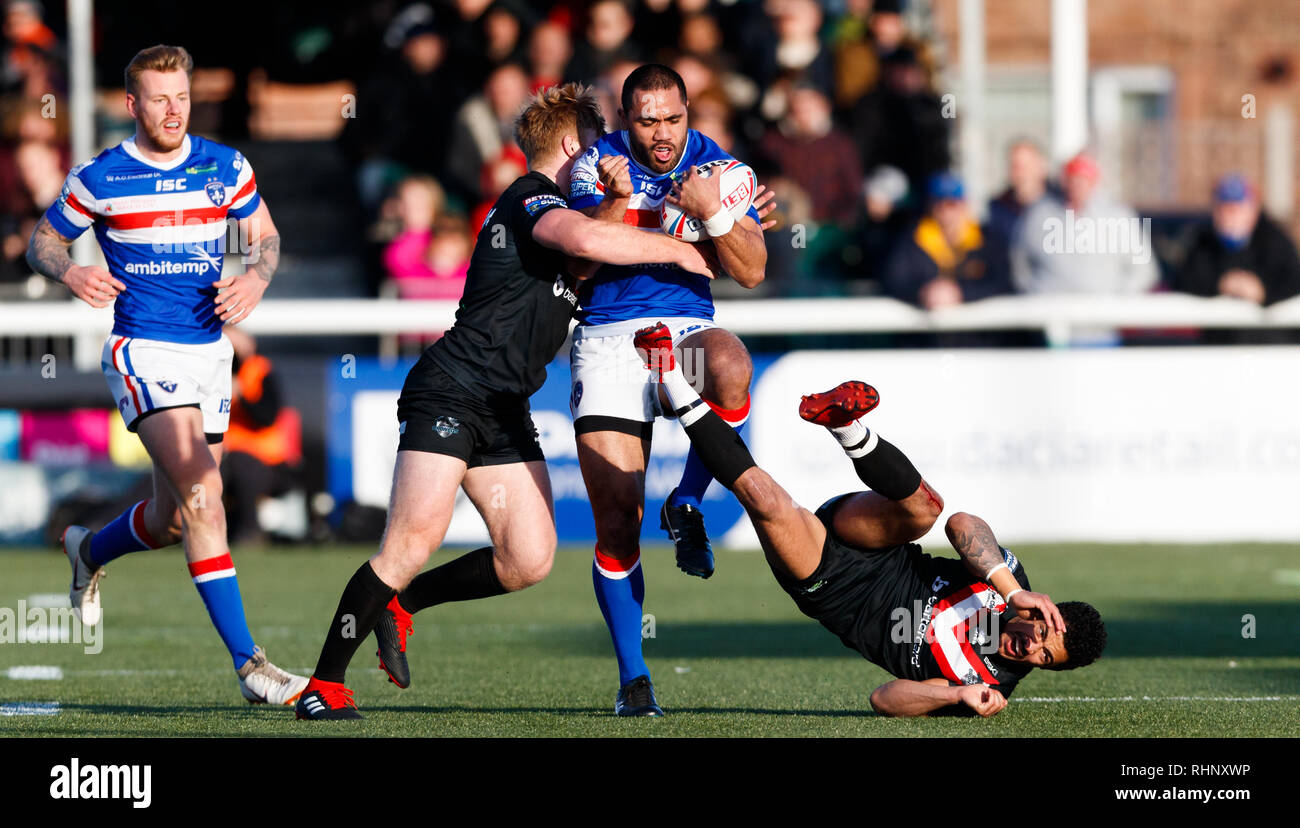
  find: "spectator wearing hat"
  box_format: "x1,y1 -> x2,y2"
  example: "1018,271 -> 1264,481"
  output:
1173,174 -> 1300,307
1011,152 -> 1158,296
846,164 -> 913,287
883,172 -> 1012,310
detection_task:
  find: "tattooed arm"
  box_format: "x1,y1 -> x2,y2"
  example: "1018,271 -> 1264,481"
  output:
26,217 -> 125,308
945,511 -> 1008,582
247,232 -> 281,284
214,200 -> 279,324
945,511 -> 1065,634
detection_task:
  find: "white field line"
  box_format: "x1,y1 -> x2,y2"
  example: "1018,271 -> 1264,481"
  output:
25,594 -> 69,608
1273,569 -> 1300,586
0,702 -> 60,716
4,666 -> 63,680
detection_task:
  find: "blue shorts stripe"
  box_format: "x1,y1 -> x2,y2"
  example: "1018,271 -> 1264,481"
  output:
121,339 -> 156,410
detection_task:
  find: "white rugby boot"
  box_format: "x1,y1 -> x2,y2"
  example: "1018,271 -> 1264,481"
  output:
62,525 -> 105,627
238,646 -> 310,706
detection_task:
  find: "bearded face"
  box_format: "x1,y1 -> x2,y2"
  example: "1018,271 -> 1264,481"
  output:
128,69 -> 190,154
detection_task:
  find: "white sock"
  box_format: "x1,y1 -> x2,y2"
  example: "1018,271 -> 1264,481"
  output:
659,362 -> 709,426
831,421 -> 878,458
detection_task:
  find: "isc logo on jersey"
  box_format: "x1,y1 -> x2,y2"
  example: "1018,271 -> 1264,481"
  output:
659,159 -> 756,242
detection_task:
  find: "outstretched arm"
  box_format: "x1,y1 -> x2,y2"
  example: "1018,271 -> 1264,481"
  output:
945,511 -> 1065,634
26,216 -> 124,308
870,677 -> 1007,718
533,207 -> 715,279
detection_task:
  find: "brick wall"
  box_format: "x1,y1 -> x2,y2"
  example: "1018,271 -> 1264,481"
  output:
932,0 -> 1300,231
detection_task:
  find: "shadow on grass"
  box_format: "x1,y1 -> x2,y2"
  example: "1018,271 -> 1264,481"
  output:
49,702 -> 878,720
540,622 -> 852,659
1099,601 -> 1300,658
538,602 -> 1300,660
362,704 -> 879,718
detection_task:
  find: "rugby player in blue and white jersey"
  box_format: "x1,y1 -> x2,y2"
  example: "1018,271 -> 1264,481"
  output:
566,64 -> 772,715
26,45 -> 307,706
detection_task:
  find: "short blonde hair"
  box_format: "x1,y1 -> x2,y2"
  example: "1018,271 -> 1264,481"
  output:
125,45 -> 194,97
513,82 -> 605,165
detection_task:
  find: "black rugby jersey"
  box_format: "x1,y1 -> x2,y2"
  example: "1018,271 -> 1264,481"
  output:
427,172 -> 578,400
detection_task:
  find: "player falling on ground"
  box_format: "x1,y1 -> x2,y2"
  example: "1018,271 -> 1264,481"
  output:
27,45 -> 306,705
629,323 -> 1107,716
294,83 -> 720,720
567,63 -> 770,716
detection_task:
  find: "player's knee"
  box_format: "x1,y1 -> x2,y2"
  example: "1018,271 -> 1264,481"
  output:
702,356 -> 753,411
500,547 -> 554,591
736,469 -> 787,520
179,472 -> 225,522
593,498 -> 642,557
378,525 -> 437,571
912,480 -> 944,526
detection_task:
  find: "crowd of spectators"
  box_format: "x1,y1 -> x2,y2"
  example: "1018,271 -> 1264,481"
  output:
0,0 -> 65,288
2,0 -> 1300,330
342,0 -> 1300,318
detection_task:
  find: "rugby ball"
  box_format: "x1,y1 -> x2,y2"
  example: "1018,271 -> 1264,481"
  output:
660,159 -> 756,242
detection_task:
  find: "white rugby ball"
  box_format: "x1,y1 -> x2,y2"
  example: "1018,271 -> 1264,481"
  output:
660,159 -> 756,242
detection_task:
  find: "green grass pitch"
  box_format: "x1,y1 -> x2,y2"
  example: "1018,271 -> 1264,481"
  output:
1,542 -> 1297,737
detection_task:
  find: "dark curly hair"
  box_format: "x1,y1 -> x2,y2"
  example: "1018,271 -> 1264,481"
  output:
1044,601 -> 1106,670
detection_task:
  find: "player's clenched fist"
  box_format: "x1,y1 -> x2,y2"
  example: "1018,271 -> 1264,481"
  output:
668,164 -> 721,220
63,264 -> 126,308
958,684 -> 1007,717
597,154 -> 633,198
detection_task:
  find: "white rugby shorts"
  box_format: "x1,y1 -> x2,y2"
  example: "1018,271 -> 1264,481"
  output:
569,316 -> 716,426
102,334 -> 234,435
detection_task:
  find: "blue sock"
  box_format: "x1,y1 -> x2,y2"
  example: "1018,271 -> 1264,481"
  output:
674,412 -> 748,509
592,547 -> 649,686
88,500 -> 163,567
188,553 -> 258,669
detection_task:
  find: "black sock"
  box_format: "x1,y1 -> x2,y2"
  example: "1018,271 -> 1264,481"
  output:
397,546 -> 505,613
313,561 -> 396,684
849,436 -> 922,501
682,408 -> 757,489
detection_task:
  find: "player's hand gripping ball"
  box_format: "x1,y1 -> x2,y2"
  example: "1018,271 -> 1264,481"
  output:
660,159 -> 756,242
